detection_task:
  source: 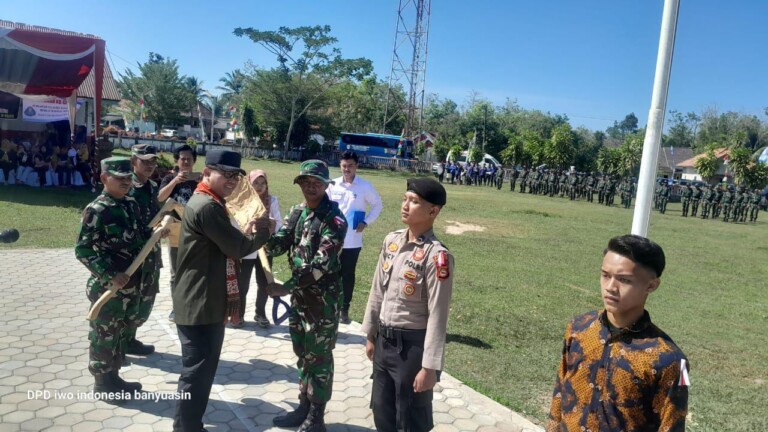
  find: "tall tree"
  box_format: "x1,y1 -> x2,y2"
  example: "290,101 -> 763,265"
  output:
241,104 -> 260,147
546,123 -> 575,169
234,25 -> 373,157
694,146 -> 719,183
500,132 -> 526,167
117,53 -> 188,131
184,76 -> 206,138
596,147 -> 622,175
522,130 -> 546,166
217,69 -> 246,108
665,110 -> 698,148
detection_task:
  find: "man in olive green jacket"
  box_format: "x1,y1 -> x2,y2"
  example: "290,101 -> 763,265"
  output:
172,149 -> 270,432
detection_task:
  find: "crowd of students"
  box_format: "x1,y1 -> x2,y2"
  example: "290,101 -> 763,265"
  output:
0,125 -> 93,187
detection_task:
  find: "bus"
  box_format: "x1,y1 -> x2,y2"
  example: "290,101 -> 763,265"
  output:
337,132 -> 413,159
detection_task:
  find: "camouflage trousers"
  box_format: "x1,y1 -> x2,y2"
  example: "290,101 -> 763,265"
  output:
289,287 -> 340,404
86,278 -> 141,375
125,270 -> 159,342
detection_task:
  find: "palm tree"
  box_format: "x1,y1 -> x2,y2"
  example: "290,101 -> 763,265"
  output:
184,77 -> 206,140
217,69 -> 246,108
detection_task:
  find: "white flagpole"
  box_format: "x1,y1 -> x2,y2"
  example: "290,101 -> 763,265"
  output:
632,0 -> 681,237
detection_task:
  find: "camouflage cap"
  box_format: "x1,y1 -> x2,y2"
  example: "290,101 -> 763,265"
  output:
131,144 -> 158,160
293,159 -> 334,185
101,157 -> 132,177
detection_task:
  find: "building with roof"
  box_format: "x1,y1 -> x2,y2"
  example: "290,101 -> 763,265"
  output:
676,147 -> 731,182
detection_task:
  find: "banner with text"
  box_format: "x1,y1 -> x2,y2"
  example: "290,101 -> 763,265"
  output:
22,97 -> 71,122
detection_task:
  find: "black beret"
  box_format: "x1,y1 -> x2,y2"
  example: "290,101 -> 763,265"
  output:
407,178 -> 447,206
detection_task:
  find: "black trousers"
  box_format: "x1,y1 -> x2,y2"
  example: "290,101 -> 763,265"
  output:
340,247 -> 361,312
371,330 -> 434,432
238,256 -> 271,320
174,323 -> 225,432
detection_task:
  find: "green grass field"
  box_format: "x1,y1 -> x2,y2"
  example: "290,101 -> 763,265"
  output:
1,158 -> 767,430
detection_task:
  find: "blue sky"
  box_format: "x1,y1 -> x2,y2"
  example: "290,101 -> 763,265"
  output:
5,0 -> 767,131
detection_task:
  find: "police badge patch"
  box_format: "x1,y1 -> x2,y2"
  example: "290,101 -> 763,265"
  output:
403,283 -> 416,297
412,248 -> 425,261
436,251 -> 450,280
403,270 -> 417,281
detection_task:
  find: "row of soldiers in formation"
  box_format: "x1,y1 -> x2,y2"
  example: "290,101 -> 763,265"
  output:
661,181 -> 763,223
502,168 -> 638,209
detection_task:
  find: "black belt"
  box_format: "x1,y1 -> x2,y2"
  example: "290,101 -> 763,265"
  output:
378,321 -> 426,342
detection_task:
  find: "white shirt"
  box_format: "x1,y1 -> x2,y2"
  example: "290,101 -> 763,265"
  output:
327,175 -> 383,249
242,195 -> 283,260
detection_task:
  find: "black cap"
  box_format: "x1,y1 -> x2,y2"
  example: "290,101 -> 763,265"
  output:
205,149 -> 246,176
407,178 -> 447,206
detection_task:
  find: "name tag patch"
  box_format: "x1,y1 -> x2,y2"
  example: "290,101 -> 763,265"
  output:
403,270 -> 417,281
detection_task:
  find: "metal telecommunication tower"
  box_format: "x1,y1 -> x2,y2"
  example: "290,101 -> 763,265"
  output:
382,0 -> 431,137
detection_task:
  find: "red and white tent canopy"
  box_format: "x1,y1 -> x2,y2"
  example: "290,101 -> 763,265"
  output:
0,21 -> 106,135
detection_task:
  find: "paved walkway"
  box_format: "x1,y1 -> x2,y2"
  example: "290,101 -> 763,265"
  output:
0,248 -> 543,432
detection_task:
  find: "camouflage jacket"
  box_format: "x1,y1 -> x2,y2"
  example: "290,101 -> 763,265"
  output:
692,188 -> 703,200
682,187 -> 693,199
75,192 -> 148,288
267,195 -> 347,297
128,174 -> 161,270
128,174 -> 160,227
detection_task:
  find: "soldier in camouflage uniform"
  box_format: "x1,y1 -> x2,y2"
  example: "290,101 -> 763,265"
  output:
547,170 -> 556,197
605,176 -> 617,207
518,167 -> 528,193
596,175 -> 606,204
721,187 -> 734,222
125,144 -> 161,356
568,172 -> 578,200
557,171 -> 568,198
736,187 -> 748,223
691,185 -> 702,217
585,172 -> 596,202
749,188 -> 762,222
700,185 -> 713,219
680,184 -> 693,217
712,185 -> 724,219
268,160 -> 347,432
75,157 -> 150,404
509,167 -> 518,192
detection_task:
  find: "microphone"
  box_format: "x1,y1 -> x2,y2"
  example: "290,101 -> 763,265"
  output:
0,229 -> 20,243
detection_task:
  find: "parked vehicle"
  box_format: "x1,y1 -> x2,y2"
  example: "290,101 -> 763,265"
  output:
160,128 -> 178,138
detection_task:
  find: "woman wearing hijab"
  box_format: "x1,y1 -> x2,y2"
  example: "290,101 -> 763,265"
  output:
235,169 -> 283,328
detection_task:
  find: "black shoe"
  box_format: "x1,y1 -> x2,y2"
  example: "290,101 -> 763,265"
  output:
273,394 -> 310,428
126,339 -> 155,356
340,310 -> 351,325
298,402 -> 327,432
93,373 -> 129,405
110,370 -> 142,392
168,310 -> 175,322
